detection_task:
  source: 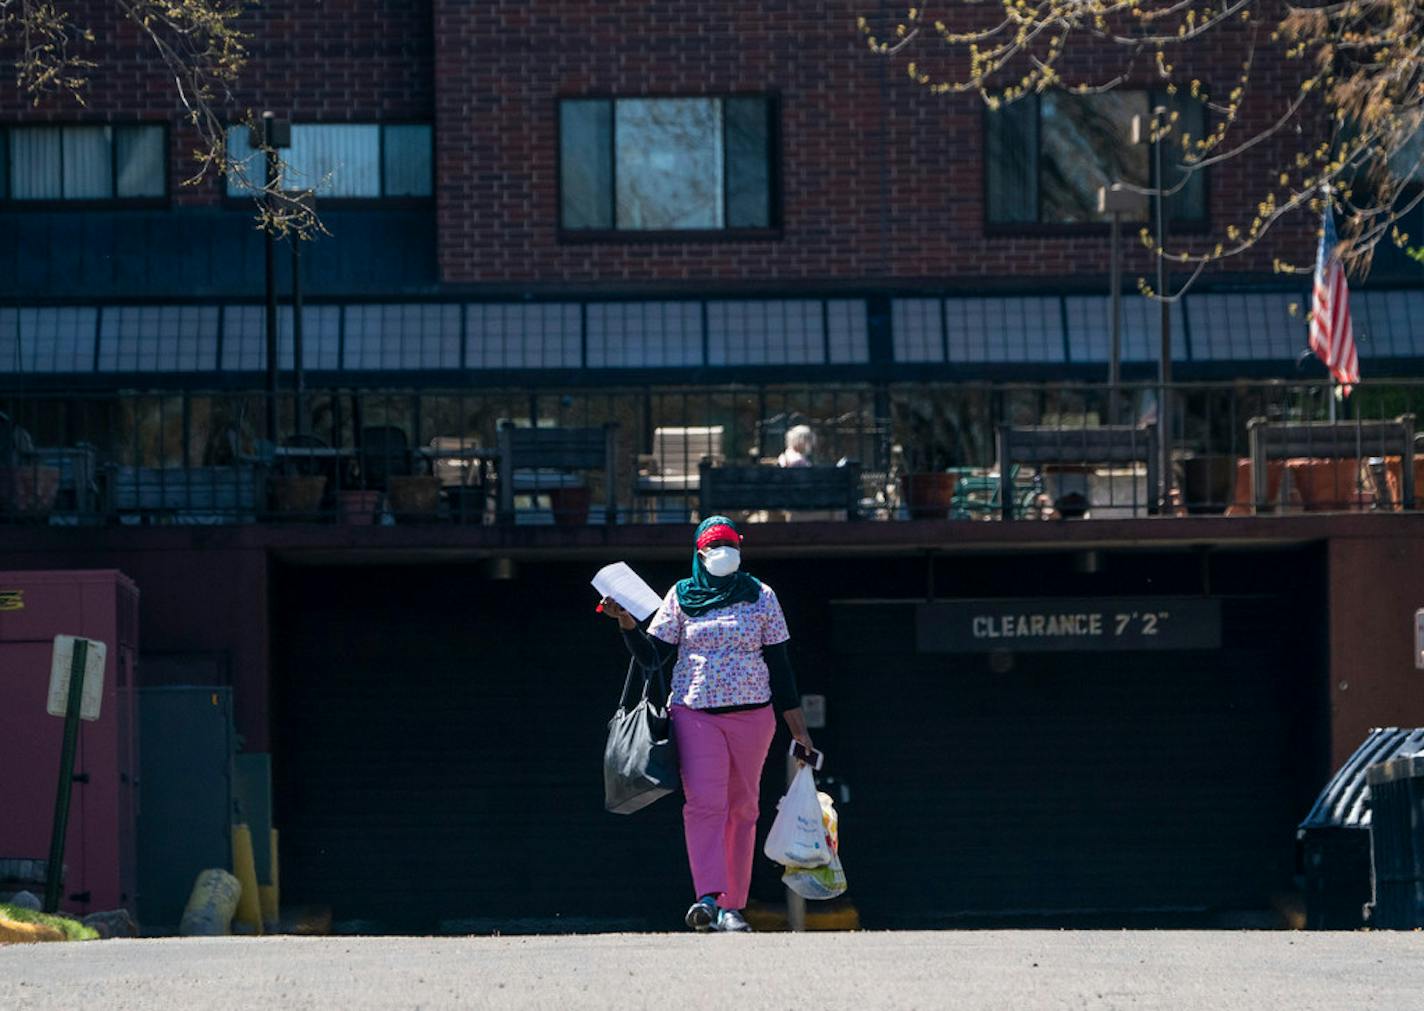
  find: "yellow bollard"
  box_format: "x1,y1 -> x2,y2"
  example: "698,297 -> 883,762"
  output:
258,828 -> 280,929
231,824 -> 264,935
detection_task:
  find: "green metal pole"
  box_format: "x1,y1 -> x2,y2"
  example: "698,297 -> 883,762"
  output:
43,639 -> 87,914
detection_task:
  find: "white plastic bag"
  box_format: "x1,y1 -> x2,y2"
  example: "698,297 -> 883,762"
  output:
763,765 -> 831,868
783,851 -> 847,899
782,791 -> 847,899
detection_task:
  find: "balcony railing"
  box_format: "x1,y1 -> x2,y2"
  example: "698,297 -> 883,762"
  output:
1,380 -> 1420,526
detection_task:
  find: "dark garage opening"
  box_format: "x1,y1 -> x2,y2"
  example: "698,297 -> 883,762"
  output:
271,545 -> 1328,932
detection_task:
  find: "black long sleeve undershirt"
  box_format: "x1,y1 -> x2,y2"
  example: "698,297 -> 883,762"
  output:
621,626 -> 800,713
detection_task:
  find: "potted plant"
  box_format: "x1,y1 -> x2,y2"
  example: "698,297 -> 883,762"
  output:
387,474 -> 442,522
548,484 -> 592,526
895,397 -> 981,520
898,450 -> 960,520
269,474 -> 327,516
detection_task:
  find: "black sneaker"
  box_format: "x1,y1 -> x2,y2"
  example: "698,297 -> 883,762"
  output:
714,908 -> 752,933
685,895 -> 718,932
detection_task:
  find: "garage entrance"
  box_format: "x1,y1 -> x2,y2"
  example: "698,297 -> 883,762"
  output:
271,546 -> 1327,931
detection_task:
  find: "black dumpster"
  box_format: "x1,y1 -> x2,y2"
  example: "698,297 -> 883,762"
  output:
1298,727 -> 1424,929
1365,753 -> 1424,929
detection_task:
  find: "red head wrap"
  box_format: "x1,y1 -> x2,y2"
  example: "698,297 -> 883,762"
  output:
695,523 -> 741,550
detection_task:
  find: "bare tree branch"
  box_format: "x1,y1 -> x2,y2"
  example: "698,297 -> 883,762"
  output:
863,1 -> 1424,293
2,0 -> 322,237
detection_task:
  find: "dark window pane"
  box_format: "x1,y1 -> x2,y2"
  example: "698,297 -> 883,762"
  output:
11,128 -> 62,200
1390,123 -> 1424,183
116,126 -> 165,198
383,124 -> 433,197
726,96 -> 770,228
0,131 -> 7,199
226,124 -> 261,197
63,126 -> 114,199
616,98 -> 723,229
1161,92 -> 1207,224
986,99 -> 1039,224
288,124 -> 380,197
560,100 -> 613,229
1040,91 -> 1148,223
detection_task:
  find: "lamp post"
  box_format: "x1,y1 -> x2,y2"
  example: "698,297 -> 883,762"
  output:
1133,107 -> 1174,510
1098,183 -> 1138,425
253,111 -> 291,447
291,192 -> 314,438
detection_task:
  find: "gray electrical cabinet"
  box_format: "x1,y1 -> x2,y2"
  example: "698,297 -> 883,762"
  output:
136,686 -> 234,933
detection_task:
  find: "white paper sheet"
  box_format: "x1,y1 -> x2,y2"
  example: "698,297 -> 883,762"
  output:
592,562 -> 663,622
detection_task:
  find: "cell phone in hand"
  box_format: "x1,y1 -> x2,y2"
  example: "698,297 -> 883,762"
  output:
789,741 -> 824,770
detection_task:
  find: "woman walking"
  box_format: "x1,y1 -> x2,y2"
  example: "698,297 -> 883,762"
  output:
601,515 -> 815,933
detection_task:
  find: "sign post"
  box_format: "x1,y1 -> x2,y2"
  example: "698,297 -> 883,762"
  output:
43,635 -> 106,913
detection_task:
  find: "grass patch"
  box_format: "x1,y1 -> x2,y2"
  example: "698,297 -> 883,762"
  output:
0,903 -> 98,941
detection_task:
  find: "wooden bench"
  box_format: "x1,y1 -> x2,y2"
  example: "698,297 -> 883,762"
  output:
496,423 -> 619,523
996,424 -> 1160,520
698,463 -> 861,517
109,464 -> 266,523
1247,415 -> 1415,511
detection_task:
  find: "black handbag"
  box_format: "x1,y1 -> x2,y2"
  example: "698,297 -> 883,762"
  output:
603,656 -> 679,814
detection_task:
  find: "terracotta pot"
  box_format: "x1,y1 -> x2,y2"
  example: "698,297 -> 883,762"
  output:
900,472 -> 959,520
387,475 -> 441,516
269,475 -> 327,514
548,485 -> 592,526
1181,456 -> 1235,515
339,489 -> 382,526
0,465 -> 61,514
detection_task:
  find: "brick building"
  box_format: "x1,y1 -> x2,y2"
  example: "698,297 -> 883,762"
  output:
4,2 -> 1424,934
3,0 -> 1421,376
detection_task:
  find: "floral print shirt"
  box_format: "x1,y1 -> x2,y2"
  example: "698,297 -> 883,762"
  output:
647,582 -> 791,709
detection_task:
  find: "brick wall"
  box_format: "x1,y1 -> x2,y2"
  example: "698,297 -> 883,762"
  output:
431,0 -> 1320,286
0,0 -> 433,207
3,0 -> 1322,288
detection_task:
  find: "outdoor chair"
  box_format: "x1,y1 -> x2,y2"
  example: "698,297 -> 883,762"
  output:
948,465 -> 1043,520
429,436 -> 493,524
636,425 -> 724,521
496,422 -> 619,524
359,425 -> 414,490
996,424 -> 1161,520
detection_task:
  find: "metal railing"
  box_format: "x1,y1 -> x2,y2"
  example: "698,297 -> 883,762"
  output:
1,379 -> 1420,526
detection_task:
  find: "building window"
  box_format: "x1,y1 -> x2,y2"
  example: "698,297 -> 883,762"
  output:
559,96 -> 776,233
0,124 -> 166,201
226,123 -> 433,198
985,90 -> 1207,229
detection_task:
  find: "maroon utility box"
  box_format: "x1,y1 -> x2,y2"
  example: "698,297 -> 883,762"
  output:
0,570 -> 139,915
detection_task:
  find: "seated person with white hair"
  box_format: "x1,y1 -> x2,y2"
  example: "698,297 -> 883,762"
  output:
776,424 -> 815,468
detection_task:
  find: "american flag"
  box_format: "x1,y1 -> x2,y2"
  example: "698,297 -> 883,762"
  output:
1309,198 -> 1360,395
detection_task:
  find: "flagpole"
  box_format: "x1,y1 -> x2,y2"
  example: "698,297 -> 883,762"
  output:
1320,183 -> 1338,423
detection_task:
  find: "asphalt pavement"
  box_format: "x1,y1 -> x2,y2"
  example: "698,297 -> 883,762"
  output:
3,930 -> 1422,1010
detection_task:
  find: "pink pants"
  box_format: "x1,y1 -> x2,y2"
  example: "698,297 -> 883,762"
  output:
670,704 -> 776,910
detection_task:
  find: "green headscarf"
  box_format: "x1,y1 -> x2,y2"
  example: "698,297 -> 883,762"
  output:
675,515 -> 762,617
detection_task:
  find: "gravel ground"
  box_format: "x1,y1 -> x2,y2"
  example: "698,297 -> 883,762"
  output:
3,930 -> 1423,1010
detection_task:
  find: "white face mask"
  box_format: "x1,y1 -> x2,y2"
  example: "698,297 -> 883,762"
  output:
701,546 -> 741,577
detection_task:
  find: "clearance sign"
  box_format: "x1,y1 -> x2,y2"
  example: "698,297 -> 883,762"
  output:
916,597 -> 1222,652
0,590 -> 23,611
